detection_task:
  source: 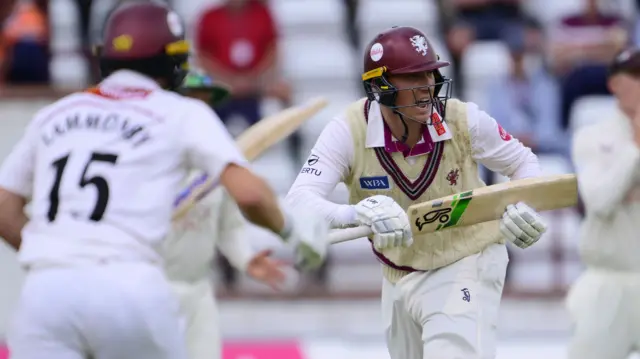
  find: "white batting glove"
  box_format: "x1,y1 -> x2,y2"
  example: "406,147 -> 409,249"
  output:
280,209 -> 329,271
499,202 -> 547,249
354,195 -> 413,250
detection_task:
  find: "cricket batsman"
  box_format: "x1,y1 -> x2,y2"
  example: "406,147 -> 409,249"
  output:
164,71 -> 289,359
567,47 -> 640,359
0,2 -> 328,358
286,26 -> 548,358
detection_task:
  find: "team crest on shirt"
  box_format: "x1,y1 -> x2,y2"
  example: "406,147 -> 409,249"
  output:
446,169 -> 459,186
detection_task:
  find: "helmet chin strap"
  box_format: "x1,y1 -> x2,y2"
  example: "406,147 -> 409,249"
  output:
391,107 -> 429,144
392,109 -> 410,143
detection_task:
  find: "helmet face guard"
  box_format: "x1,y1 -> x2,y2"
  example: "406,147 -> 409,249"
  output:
362,66 -> 453,124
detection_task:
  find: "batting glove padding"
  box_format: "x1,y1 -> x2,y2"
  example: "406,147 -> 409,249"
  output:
500,202 -> 547,249
354,195 -> 413,250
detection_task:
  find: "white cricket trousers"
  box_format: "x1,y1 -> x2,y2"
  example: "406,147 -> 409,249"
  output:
170,280 -> 221,359
567,268 -> 640,359
8,262 -> 187,359
381,243 -> 508,359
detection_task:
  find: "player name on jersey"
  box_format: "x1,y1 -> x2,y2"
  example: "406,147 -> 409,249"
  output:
41,113 -> 151,148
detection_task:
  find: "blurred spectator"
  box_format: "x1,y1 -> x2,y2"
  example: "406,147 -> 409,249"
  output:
443,0 -> 525,95
0,0 -> 49,85
342,0 -> 359,50
488,23 -> 569,157
194,0 -> 291,137
547,0 -> 628,129
73,0 -> 93,80
636,0 -> 640,46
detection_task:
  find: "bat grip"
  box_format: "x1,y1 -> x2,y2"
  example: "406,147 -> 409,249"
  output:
328,225 -> 373,245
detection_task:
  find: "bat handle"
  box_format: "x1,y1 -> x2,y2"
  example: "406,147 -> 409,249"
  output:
328,225 -> 373,245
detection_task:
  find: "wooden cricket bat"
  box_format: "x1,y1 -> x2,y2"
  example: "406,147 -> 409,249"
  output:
172,97 -> 328,220
328,174 -> 578,244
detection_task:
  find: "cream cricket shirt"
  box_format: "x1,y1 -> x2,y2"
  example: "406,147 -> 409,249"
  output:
286,98 -> 541,278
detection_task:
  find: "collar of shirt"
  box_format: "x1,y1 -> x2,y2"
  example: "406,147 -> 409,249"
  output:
99,70 -> 162,91
364,100 -> 451,157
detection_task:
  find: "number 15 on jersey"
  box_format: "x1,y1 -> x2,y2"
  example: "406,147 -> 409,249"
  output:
48,152 -> 118,222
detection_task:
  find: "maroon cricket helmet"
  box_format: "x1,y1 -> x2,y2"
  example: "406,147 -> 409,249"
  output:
96,1 -> 189,90
361,26 -> 452,115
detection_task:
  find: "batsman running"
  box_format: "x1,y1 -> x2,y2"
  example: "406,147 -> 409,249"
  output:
567,47 -> 640,359
286,26 -> 547,359
0,3 -> 327,359
164,71 -> 290,359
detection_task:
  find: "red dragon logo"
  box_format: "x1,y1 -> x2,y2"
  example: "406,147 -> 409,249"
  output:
446,169 -> 459,186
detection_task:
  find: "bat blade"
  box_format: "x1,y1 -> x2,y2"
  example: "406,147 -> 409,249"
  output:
171,97 -> 328,220
408,174 -> 578,235
327,174 -> 578,245
235,97 -> 328,160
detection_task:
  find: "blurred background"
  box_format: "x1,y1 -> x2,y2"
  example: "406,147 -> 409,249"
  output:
0,0 -> 636,357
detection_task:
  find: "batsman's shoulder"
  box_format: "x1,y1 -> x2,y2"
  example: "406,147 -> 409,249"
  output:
446,97 -> 468,108
28,92 -> 88,127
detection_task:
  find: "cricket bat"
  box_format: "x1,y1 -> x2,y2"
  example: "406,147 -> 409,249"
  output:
328,174 -> 578,244
172,97 -> 328,220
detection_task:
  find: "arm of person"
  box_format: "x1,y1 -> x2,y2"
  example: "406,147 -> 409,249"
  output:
215,189 -> 254,272
468,102 -> 542,180
0,120 -> 36,250
571,124 -> 640,218
285,117 -> 358,228
182,99 -> 286,236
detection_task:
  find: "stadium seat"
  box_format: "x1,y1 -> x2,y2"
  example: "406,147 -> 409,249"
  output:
461,41 -> 510,109
296,96 -> 357,159
50,53 -> 89,88
280,35 -> 360,153
269,0 -> 345,39
49,0 -> 80,53
280,36 -> 358,83
568,95 -> 617,133
173,0 -> 224,31
358,0 -> 439,46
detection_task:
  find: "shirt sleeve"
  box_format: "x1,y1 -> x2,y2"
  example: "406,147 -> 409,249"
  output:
181,99 -> 248,181
467,102 -> 542,180
0,120 -> 37,198
285,117 -> 358,228
216,189 -> 254,271
572,125 -> 640,218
